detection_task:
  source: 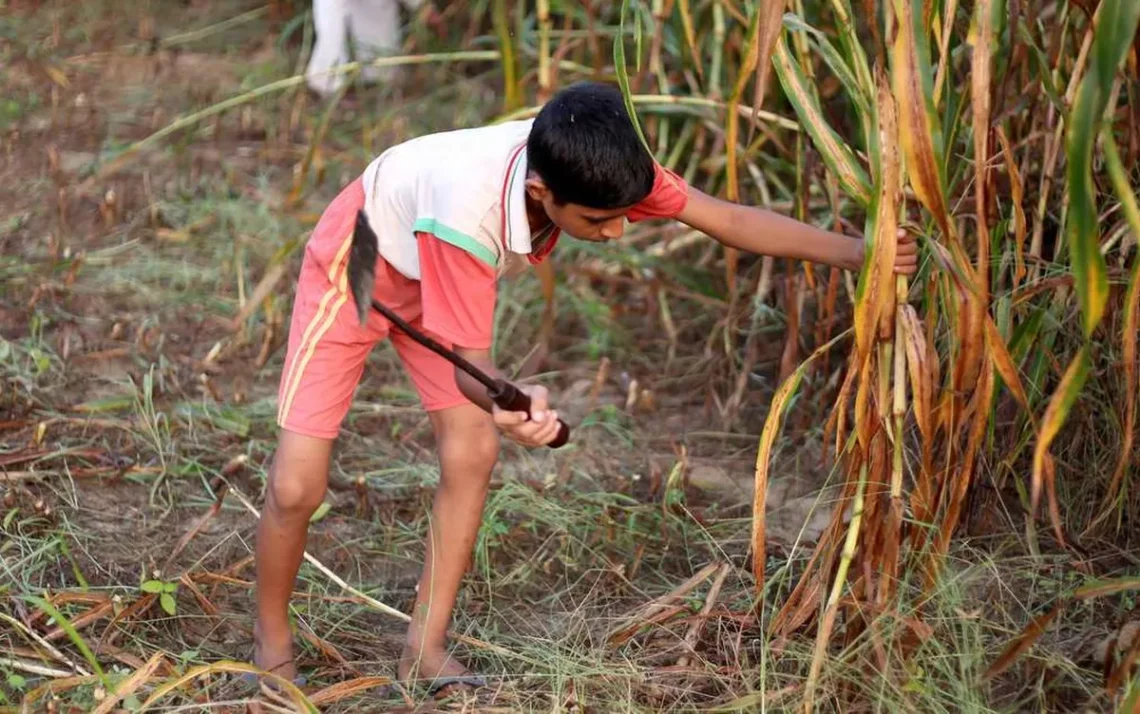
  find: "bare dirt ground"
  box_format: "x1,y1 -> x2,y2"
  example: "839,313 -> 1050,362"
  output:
0,2 -> 1121,712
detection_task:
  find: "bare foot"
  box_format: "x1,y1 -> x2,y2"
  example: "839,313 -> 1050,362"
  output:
398,641 -> 478,696
253,623 -> 296,683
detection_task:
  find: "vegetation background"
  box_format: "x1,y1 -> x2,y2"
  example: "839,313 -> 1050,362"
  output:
2,0 -> 1139,711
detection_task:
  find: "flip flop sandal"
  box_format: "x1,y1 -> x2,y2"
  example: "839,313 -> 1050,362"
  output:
426,675 -> 487,698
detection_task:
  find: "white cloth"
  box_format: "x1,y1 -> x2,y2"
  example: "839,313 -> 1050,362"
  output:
360,119 -> 541,280
306,0 -> 423,96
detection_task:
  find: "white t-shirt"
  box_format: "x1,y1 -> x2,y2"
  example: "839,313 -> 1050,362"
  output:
359,119 -> 545,281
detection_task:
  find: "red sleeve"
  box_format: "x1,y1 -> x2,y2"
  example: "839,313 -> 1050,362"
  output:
416,231 -> 497,349
626,163 -> 690,222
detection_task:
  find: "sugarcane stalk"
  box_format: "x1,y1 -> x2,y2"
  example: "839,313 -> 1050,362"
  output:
804,459 -> 870,713
537,0 -> 552,102
493,0 -> 520,111
892,276 -> 909,500
711,0 -> 725,99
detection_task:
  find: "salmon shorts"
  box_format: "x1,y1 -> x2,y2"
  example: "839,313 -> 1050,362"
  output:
276,178 -> 497,439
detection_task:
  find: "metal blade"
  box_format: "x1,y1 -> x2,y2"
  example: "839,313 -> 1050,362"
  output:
347,209 -> 379,326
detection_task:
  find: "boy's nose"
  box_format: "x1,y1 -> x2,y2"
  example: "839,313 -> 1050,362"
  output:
600,217 -> 625,241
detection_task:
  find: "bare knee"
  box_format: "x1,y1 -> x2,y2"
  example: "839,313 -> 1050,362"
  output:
266,431 -> 333,521
267,466 -> 326,521
444,428 -> 500,474
433,406 -> 500,484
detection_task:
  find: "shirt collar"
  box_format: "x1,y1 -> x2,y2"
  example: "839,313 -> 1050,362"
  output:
502,143 -> 534,255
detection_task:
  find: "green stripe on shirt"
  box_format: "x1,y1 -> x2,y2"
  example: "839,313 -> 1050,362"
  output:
412,218 -> 498,268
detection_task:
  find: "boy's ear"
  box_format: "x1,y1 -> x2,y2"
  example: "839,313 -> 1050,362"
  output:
524,175 -> 550,202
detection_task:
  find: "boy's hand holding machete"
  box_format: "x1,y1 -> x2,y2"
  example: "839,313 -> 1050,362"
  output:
348,209 -> 571,448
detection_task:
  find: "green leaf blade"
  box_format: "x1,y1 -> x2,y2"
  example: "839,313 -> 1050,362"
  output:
140,580 -> 164,594
1063,0 -> 1140,337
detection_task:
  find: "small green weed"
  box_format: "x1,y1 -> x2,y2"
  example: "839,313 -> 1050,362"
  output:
140,578 -> 180,616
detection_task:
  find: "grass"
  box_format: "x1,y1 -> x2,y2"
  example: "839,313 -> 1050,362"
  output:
1,0 -> 1139,712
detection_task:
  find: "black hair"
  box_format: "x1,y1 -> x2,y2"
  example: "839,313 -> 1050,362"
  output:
526,81 -> 656,209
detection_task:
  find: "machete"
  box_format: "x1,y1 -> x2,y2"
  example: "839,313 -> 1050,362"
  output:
345,209 -> 570,449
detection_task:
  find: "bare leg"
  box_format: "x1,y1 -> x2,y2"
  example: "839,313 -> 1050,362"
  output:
398,403 -> 499,689
253,430 -> 334,681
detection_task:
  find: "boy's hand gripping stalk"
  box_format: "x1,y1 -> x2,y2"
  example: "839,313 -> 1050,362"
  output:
346,210 -> 571,449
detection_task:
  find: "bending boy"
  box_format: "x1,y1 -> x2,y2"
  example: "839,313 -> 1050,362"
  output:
253,81 -> 917,692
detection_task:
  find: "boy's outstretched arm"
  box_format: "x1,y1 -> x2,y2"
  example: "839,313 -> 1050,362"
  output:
675,188 -> 918,275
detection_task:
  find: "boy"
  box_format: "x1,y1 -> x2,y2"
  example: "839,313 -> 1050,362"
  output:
254,81 -> 917,693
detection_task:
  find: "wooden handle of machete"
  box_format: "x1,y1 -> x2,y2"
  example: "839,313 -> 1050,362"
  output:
488,380 -> 570,449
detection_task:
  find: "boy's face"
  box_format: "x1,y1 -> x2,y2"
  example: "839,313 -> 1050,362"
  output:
525,177 -> 630,242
